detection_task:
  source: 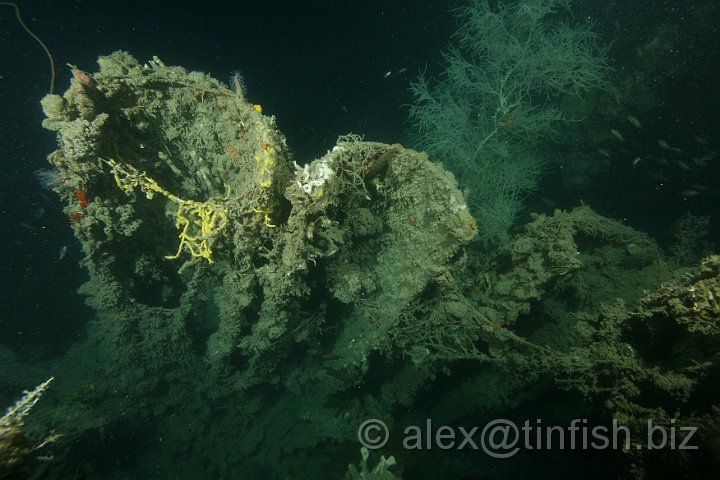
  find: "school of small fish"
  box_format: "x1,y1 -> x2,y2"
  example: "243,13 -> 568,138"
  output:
601,114 -> 716,199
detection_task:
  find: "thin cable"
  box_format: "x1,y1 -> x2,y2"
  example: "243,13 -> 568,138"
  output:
1,2 -> 56,94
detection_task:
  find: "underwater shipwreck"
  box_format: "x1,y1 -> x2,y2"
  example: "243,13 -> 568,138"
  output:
2,50 -> 719,479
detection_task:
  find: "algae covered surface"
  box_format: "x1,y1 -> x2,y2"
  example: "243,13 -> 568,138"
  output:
3,51 -> 718,479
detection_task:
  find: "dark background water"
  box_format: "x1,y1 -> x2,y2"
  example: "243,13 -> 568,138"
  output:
1,0 -> 718,368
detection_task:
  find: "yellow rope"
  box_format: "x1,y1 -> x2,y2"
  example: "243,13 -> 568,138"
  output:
1,2 -> 56,94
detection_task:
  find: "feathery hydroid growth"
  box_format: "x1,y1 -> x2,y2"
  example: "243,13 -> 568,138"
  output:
409,0 -> 610,245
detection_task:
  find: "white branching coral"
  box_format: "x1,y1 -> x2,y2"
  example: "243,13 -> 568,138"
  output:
294,158 -> 335,197
1,377 -> 58,473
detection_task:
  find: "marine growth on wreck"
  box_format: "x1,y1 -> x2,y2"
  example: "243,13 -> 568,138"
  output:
1,49 -> 709,479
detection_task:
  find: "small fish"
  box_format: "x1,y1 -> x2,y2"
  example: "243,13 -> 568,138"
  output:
321,353 -> 343,361
649,171 -> 665,182
383,71 -> 392,78
695,136 -> 710,146
597,148 -> 611,158
681,190 -> 700,197
19,222 -> 40,232
59,245 -> 67,260
693,157 -> 707,167
658,139 -> 672,150
632,157 -> 642,166
676,160 -> 691,171
339,105 -> 348,113
610,129 -> 625,142
396,68 -> 407,74
627,115 -> 641,129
